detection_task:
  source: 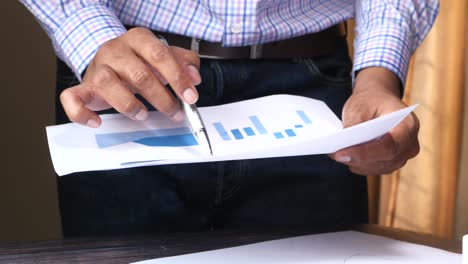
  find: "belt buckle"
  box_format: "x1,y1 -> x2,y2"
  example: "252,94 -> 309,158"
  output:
191,38 -> 223,59
190,38 -> 200,53
250,45 -> 263,59
191,37 -> 263,59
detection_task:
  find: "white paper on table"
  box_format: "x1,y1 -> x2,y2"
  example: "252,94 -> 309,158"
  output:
46,94 -> 417,176
131,231 -> 461,264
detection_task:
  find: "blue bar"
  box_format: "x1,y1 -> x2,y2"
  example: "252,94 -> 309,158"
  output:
297,110 -> 312,124
285,129 -> 296,137
135,134 -> 198,147
294,124 -> 303,128
243,127 -> 255,136
231,129 -> 244,140
249,115 -> 267,134
95,127 -> 192,148
213,122 -> 231,141
274,132 -> 284,139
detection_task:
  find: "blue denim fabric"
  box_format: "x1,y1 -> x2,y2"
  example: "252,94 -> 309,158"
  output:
55,37 -> 368,237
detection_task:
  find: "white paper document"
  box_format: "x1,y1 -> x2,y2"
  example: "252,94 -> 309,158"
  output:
132,231 -> 461,264
46,94 -> 417,176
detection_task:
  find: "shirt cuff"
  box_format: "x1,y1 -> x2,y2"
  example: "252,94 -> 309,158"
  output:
53,5 -> 127,80
353,26 -> 414,87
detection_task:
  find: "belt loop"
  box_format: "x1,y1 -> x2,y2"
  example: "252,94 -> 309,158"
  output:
250,45 -> 263,59
191,38 -> 200,54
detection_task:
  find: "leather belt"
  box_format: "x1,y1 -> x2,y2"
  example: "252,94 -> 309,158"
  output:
155,24 -> 346,59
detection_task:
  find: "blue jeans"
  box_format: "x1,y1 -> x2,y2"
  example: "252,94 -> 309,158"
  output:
55,37 -> 368,237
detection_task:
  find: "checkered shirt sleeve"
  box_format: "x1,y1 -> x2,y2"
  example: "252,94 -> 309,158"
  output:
353,0 -> 439,84
19,1 -> 126,79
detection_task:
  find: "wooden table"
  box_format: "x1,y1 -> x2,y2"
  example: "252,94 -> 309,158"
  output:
0,225 -> 461,264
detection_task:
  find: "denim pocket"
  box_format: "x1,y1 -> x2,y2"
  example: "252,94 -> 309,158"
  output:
302,57 -> 352,88
194,60 -> 226,107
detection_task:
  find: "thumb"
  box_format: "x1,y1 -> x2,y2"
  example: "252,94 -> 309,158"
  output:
60,84 -> 104,128
341,96 -> 376,129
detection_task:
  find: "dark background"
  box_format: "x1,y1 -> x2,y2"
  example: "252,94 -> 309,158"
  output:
0,1 -> 62,242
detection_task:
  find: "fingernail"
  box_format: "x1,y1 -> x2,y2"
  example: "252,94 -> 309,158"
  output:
183,88 -> 198,104
172,110 -> 185,122
134,109 -> 148,121
86,119 -> 100,128
336,156 -> 351,163
187,65 -> 202,85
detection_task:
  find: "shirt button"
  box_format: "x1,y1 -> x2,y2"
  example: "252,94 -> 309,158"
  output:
230,23 -> 242,34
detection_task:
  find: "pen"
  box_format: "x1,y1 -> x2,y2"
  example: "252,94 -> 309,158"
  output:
180,100 -> 213,156
156,35 -> 213,156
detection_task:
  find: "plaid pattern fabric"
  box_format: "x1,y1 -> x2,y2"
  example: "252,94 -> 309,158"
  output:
20,0 -> 438,84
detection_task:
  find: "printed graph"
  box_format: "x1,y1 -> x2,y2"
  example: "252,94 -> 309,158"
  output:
95,127 -> 198,148
213,110 -> 313,141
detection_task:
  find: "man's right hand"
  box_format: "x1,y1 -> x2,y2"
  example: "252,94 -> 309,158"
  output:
60,27 -> 201,128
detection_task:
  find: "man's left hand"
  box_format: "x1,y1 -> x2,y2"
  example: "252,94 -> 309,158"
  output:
329,67 -> 420,176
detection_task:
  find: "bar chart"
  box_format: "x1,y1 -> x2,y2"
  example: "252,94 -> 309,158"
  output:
95,127 -> 198,148
94,109 -> 314,148
212,110 -> 313,141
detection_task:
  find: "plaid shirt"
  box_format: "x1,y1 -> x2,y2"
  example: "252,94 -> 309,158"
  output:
20,0 -> 438,84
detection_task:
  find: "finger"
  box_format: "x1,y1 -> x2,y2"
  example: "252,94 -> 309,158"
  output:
170,46 -> 200,68
88,64 -> 149,121
147,63 -> 169,86
332,113 -> 420,164
390,112 -> 420,150
331,133 -> 399,163
146,59 -> 200,86
60,84 -> 102,128
104,51 -> 183,120
125,28 -> 199,104
332,135 -> 419,176
171,46 -> 202,84
407,136 -> 420,159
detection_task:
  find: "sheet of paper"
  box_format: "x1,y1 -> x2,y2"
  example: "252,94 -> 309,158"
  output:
131,231 -> 461,264
46,94 -> 417,176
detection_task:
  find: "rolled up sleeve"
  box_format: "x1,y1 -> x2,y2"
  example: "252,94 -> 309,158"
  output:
353,0 -> 439,85
19,1 -> 127,79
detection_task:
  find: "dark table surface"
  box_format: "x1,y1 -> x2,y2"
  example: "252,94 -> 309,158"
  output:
0,225 -> 461,264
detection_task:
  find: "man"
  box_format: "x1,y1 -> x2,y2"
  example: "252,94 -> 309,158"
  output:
20,0 -> 437,236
